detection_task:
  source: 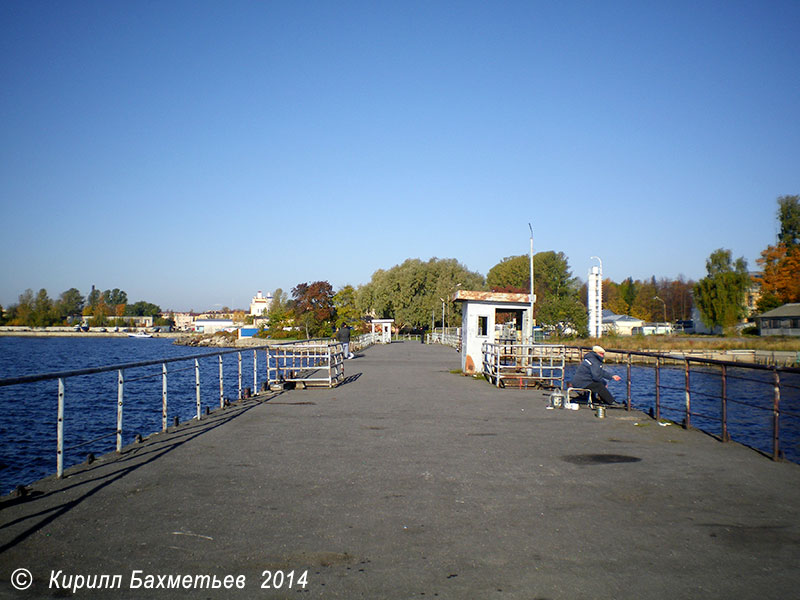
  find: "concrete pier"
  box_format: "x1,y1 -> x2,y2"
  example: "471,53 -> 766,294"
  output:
2,342 -> 800,599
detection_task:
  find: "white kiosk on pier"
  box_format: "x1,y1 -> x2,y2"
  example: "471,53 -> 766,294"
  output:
453,290 -> 533,375
371,319 -> 394,344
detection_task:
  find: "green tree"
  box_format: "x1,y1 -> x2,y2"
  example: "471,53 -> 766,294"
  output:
486,255 -> 529,291
358,258 -> 484,330
56,288 -> 85,321
334,285 -> 361,328
126,301 -> 161,317
693,249 -> 749,332
777,194 -> 800,248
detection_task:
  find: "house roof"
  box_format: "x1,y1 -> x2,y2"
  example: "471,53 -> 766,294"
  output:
601,309 -> 642,323
757,303 -> 800,318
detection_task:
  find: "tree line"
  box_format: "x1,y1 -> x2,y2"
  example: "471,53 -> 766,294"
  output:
0,285 -> 164,327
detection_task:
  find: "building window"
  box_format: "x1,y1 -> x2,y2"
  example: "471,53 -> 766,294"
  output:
478,316 -> 488,336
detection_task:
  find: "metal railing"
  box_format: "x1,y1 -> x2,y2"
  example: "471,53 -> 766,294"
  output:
266,340 -> 345,389
482,342 -> 566,388
0,340 -> 356,484
427,332 -> 461,350
566,346 -> 800,462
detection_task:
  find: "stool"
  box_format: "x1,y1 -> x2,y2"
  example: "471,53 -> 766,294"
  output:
566,387 -> 596,408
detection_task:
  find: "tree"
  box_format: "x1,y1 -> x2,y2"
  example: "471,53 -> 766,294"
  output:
755,195 -> 800,311
357,258 -> 485,330
56,288 -> 84,320
334,285 -> 361,328
486,255 -> 529,291
126,301 -> 161,317
756,242 -> 800,309
693,249 -> 749,332
777,195 -> 800,248
292,281 -> 336,338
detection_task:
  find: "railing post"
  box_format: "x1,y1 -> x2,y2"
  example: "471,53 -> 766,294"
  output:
57,377 -> 65,479
219,355 -> 224,408
238,352 -> 242,400
626,353 -> 631,411
655,356 -> 661,421
772,367 -> 781,460
116,369 -> 124,453
253,350 -> 258,395
162,363 -> 168,432
721,365 -> 729,442
684,359 -> 691,429
195,359 -> 201,419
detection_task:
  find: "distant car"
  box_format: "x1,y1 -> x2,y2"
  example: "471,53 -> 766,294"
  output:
675,320 -> 695,334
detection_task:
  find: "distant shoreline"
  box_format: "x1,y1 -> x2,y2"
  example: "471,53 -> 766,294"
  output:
0,329 -> 185,339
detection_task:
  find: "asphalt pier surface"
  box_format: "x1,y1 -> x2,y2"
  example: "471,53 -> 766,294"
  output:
2,342 -> 800,599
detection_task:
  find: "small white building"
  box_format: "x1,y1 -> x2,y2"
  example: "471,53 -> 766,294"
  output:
454,290 -> 533,375
250,291 -> 273,316
371,319 -> 394,343
193,319 -> 234,334
601,309 -> 644,336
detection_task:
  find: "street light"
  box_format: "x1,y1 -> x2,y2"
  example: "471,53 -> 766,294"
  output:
439,298 -> 446,336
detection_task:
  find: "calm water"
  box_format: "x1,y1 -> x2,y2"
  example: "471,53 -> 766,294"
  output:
1,338 -> 799,495
0,337 -> 264,495
564,362 -> 800,463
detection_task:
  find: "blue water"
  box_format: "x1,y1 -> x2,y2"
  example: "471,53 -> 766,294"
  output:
0,337 -> 267,495
564,363 -> 800,463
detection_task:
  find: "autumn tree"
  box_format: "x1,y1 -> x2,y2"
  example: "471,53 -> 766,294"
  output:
292,281 -> 336,338
756,195 -> 800,311
693,249 -> 749,332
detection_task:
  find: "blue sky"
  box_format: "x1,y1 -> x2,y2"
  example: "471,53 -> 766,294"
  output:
2,0 -> 798,311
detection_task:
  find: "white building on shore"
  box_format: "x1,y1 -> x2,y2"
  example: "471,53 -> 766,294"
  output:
250,291 -> 273,316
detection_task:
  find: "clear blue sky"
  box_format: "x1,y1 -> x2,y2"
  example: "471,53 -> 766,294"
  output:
2,0 -> 798,311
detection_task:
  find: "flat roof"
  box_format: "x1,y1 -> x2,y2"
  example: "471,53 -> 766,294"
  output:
453,290 -> 531,304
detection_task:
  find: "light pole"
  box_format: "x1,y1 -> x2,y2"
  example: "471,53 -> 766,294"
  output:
440,298 -> 446,337
528,223 -> 535,342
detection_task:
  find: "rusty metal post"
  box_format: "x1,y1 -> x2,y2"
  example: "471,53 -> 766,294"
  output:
626,353 -> 631,411
684,359 -> 691,429
655,356 -> 661,421
772,367 -> 781,460
721,364 -> 729,442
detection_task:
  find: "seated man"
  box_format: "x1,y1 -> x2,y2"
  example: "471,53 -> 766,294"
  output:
571,345 -> 622,405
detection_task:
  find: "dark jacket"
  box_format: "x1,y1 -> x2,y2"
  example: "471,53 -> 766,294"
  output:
571,351 -> 614,388
335,325 -> 351,343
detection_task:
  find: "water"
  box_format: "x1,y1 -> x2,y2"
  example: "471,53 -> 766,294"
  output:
564,363 -> 800,463
0,337 -> 264,495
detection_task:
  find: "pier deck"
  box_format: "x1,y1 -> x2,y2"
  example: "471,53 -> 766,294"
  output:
2,342 -> 800,599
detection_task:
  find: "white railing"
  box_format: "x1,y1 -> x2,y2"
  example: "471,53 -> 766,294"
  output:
427,332 -> 461,350
482,342 -> 566,389
266,340 -> 345,389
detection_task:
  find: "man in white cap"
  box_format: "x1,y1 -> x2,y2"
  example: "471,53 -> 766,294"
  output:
570,345 -> 622,405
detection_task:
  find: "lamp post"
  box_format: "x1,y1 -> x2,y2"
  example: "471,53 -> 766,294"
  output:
440,298 -> 446,337
528,223 -> 535,343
